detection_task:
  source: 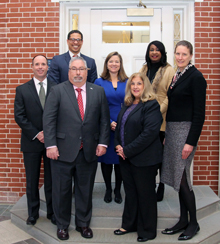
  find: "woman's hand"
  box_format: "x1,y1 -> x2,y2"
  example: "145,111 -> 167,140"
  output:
115,145 -> 126,160
111,121 -> 117,131
182,144 -> 194,159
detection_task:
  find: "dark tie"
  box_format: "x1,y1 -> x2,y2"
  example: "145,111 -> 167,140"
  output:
39,82 -> 45,108
76,88 -> 84,149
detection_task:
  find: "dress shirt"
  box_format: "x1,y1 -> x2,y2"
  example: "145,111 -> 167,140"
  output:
33,77 -> 47,95
73,83 -> 86,113
33,77 -> 47,140
69,51 -> 81,58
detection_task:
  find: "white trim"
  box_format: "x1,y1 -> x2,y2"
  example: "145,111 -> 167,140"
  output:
54,0 -> 202,3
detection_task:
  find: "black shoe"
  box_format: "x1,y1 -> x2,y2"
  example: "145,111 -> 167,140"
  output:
156,183 -> 164,202
178,225 -> 200,241
114,228 -> 129,235
76,226 -> 93,238
57,228 -> 69,240
114,189 -> 122,204
26,215 -> 39,225
137,236 -> 148,242
162,224 -> 188,235
104,190 -> 112,203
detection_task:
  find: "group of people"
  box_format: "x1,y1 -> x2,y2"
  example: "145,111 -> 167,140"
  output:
14,29 -> 207,243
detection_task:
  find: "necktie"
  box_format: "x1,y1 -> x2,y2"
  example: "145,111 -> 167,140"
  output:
39,82 -> 45,108
76,88 -> 84,149
76,88 -> 84,120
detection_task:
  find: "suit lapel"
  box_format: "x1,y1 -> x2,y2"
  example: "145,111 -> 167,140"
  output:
84,82 -> 93,120
63,81 -> 82,119
64,51 -> 71,66
27,79 -> 42,110
171,66 -> 196,90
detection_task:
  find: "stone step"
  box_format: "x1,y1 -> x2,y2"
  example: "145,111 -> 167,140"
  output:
11,184 -> 220,244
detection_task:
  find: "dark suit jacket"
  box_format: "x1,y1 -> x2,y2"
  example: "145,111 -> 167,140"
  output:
115,100 -> 163,167
166,65 -> 207,146
14,78 -> 56,152
43,81 -> 110,163
47,51 -> 97,84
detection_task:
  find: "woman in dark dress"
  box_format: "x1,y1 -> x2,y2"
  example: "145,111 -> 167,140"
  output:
95,52 -> 128,204
140,41 -> 175,201
114,72 -> 162,242
161,40 -> 207,241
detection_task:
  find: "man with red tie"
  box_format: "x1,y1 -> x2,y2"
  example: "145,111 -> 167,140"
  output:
43,56 -> 110,240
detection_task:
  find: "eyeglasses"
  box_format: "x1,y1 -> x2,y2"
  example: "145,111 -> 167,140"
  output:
69,67 -> 87,72
68,38 -> 82,42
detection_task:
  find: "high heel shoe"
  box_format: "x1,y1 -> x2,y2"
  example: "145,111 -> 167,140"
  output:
178,224 -> 200,241
104,190 -> 112,203
162,224 -> 188,235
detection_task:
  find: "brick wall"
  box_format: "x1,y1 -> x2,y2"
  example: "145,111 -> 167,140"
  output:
0,0 -> 219,203
193,0 -> 220,193
0,0 -> 59,203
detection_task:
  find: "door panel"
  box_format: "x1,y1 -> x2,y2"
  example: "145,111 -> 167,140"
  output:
91,8 -> 162,77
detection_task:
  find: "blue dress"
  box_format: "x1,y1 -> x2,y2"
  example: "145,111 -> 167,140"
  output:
94,77 -> 127,164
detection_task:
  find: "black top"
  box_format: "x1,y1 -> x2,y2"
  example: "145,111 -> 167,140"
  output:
147,62 -> 161,83
166,65 -> 207,146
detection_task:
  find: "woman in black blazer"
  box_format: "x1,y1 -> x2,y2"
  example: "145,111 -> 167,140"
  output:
161,40 -> 207,241
113,72 -> 163,242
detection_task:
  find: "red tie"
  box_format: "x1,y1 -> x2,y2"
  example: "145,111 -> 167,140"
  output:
76,88 -> 84,149
76,88 -> 84,120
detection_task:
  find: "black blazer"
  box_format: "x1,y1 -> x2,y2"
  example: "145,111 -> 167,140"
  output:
114,99 -> 163,167
47,51 -> 97,84
43,81 -> 110,163
166,65 -> 207,146
14,78 -> 56,152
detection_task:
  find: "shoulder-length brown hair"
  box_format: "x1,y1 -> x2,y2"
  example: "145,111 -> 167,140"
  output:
100,51 -> 128,82
124,72 -> 156,106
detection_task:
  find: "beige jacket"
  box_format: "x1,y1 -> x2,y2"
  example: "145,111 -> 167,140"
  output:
139,63 -> 175,131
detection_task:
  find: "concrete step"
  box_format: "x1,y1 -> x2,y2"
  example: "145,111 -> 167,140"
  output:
11,184 -> 220,244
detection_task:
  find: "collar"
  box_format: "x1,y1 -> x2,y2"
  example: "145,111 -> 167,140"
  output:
33,77 -> 47,86
69,51 -> 81,58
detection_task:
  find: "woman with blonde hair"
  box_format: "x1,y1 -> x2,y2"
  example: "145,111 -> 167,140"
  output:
114,72 -> 162,242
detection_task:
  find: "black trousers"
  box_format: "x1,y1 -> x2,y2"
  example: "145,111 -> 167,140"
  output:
23,150 -> 53,218
51,149 -> 98,229
120,158 -> 159,239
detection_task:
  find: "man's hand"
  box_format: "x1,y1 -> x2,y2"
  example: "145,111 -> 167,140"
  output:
182,144 -> 194,160
37,131 -> 44,143
47,147 -> 59,160
115,145 -> 126,160
96,145 -> 107,157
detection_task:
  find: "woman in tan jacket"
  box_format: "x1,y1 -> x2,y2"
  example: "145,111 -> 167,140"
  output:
140,40 -> 175,201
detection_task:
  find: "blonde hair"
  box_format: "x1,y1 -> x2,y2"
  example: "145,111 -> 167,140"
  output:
124,72 -> 156,106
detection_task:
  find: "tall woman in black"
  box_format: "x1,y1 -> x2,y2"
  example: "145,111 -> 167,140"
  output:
161,40 -> 207,241
140,41 -> 175,201
114,72 -> 162,242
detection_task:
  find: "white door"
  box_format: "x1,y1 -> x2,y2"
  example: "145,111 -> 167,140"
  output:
91,8 -> 162,77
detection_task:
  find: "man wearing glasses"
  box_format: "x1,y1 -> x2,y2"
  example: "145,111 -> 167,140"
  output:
43,56 -> 110,240
48,30 -> 97,84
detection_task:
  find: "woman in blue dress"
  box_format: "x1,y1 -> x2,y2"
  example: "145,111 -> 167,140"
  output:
95,51 -> 128,204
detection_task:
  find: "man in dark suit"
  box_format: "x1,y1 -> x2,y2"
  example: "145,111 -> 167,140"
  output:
48,30 -> 97,84
43,56 -> 110,240
14,55 -> 56,226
